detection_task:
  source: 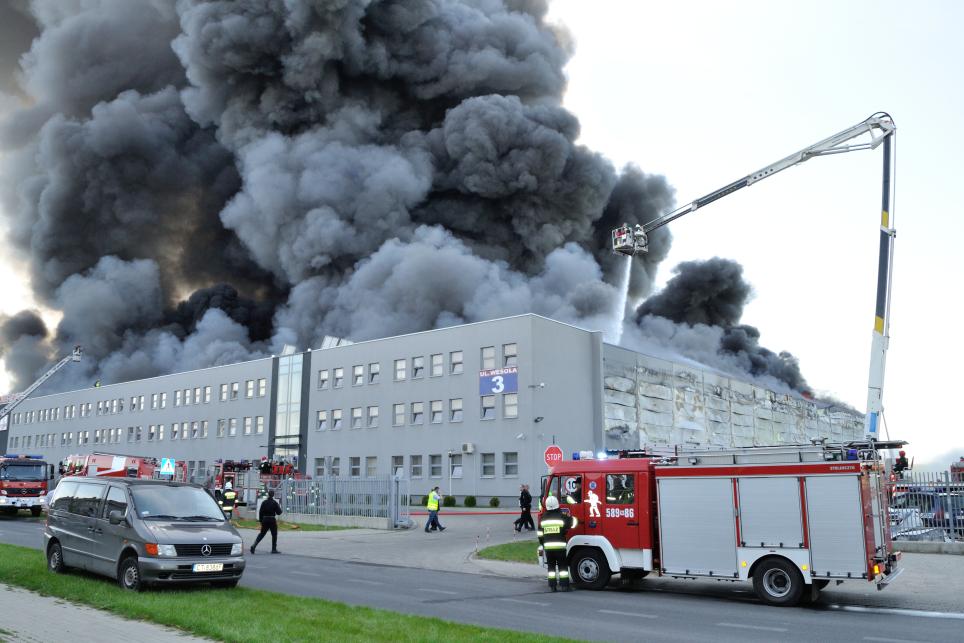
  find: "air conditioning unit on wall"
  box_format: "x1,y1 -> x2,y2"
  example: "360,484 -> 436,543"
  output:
461,442 -> 475,454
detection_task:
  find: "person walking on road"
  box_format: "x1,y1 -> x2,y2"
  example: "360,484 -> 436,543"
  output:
538,495 -> 577,591
250,489 -> 283,554
514,484 -> 535,532
425,486 -> 445,532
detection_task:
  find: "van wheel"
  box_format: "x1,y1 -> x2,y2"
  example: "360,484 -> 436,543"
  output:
47,542 -> 65,574
753,558 -> 804,606
118,556 -> 144,592
31,507 -> 42,517
570,549 -> 611,590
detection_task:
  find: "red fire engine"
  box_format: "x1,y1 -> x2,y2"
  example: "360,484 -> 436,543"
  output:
539,441 -> 903,606
60,453 -> 186,481
0,454 -> 54,516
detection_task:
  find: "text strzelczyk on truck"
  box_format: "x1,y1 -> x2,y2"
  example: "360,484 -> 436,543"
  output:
538,443 -> 903,606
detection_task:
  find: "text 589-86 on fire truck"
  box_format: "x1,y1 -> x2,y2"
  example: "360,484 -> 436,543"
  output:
539,441 -> 904,606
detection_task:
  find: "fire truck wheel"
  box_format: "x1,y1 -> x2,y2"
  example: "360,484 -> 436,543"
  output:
813,579 -> 830,590
118,555 -> 144,592
31,507 -> 42,517
752,557 -> 804,606
47,542 -> 65,574
569,549 -> 611,590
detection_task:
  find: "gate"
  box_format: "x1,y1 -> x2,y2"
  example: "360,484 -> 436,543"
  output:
275,476 -> 411,528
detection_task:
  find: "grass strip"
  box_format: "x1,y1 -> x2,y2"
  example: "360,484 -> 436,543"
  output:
232,518 -> 349,532
476,539 -> 540,564
0,543 -> 569,642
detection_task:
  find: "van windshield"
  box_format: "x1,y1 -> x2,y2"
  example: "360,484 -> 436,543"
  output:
130,485 -> 224,521
0,464 -> 46,481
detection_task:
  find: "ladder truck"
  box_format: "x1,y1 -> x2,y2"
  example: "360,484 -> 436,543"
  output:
0,345 -> 83,429
612,113 -> 897,443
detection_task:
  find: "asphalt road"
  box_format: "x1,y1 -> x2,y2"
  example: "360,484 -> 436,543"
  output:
1,518 -> 961,642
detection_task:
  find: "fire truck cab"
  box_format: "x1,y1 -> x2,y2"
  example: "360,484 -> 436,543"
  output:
541,442 -> 903,606
0,454 -> 54,516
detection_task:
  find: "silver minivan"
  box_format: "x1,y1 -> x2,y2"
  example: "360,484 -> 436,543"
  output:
44,478 -> 245,590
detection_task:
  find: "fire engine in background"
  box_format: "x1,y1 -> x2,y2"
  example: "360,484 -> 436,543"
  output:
539,441 -> 904,606
0,454 -> 54,516
60,453 -> 187,481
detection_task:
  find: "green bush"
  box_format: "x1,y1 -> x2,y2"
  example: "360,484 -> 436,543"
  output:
489,496 -> 500,508
464,495 -> 477,507
443,495 -> 457,507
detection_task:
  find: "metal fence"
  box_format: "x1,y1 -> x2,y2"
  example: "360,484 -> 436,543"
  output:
889,470 -> 964,542
269,476 -> 411,528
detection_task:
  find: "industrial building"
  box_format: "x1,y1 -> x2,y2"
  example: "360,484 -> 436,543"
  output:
0,314 -> 863,500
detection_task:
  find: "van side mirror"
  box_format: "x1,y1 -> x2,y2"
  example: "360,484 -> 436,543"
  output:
108,510 -> 126,526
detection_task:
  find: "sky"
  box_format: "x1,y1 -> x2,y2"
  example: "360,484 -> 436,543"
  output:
1,0 -> 961,470
542,0 -> 964,470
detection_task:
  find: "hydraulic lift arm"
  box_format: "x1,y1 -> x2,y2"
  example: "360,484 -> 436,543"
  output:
612,112 -> 897,439
0,346 -> 83,425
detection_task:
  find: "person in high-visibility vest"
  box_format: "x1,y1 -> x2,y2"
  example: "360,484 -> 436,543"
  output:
219,481 -> 238,520
424,486 -> 445,533
538,495 -> 577,591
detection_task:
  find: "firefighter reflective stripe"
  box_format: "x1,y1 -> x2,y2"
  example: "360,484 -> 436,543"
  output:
543,542 -> 566,550
536,530 -> 543,537
547,572 -> 557,579
540,519 -> 564,526
558,570 -> 569,578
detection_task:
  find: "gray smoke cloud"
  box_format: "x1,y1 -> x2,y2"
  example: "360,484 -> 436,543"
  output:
0,0 -> 816,400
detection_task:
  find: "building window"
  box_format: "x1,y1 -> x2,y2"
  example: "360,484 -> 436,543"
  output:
430,353 -> 443,377
481,346 -> 496,370
503,452 -> 519,477
481,453 -> 495,477
201,420 -> 209,438
450,350 -> 463,375
316,410 -> 328,431
192,421 -> 200,439
255,417 -> 264,434
430,400 -> 443,424
160,393 -> 167,409
217,419 -> 226,438
332,409 -> 343,430
229,418 -> 238,436
503,393 -> 518,419
369,363 -> 380,384
258,378 -> 267,397
230,382 -> 239,400
481,395 -> 495,420
392,456 -> 404,477
181,422 -> 189,440
130,396 -> 138,412
394,359 -> 406,381
450,398 -> 463,422
353,365 -> 364,386
351,407 -> 363,429
367,406 -> 379,428
430,454 -> 442,478
220,384 -> 228,401
503,343 -> 518,367
333,367 -> 344,388
366,456 -> 377,478
350,457 -> 361,478
393,404 -> 405,427
246,380 -> 254,398
193,387 -> 201,404
330,457 -> 340,477
184,388 -> 192,405
128,427 -> 135,443
411,402 -> 424,425
412,356 -> 425,378
150,393 -> 158,410
449,454 -> 463,479
174,390 -> 182,407
204,386 -> 212,403
315,458 -> 326,478
244,417 -> 252,435
317,369 -> 329,389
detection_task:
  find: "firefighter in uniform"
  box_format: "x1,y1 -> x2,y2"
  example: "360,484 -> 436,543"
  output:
219,481 -> 238,520
538,495 -> 577,591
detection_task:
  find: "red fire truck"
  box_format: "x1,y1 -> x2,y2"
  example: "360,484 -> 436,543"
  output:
0,454 -> 54,516
539,441 -> 903,606
60,453 -> 186,481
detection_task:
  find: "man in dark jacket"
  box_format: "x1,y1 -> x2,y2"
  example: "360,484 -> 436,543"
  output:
514,484 -> 535,532
538,495 -> 577,591
250,489 -> 283,554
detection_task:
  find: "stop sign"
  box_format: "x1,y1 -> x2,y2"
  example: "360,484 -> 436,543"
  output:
544,445 -> 564,468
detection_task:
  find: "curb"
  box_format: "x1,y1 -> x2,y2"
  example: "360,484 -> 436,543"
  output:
895,541 -> 964,555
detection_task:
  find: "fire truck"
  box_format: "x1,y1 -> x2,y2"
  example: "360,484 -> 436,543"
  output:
539,441 -> 903,606
0,454 -> 54,516
60,453 -> 186,481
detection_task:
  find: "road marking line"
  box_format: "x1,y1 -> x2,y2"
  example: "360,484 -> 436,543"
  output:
718,622 -> 787,633
346,579 -> 384,586
498,598 -> 549,607
864,637 -> 927,643
417,588 -> 459,595
598,609 -> 657,619
828,604 -> 964,621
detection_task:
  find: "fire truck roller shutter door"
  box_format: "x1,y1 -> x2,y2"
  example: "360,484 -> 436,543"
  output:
805,475 -> 867,578
657,477 -> 738,577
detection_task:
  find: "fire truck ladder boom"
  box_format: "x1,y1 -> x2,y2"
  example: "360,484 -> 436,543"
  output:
0,346 -> 83,424
612,112 -> 896,441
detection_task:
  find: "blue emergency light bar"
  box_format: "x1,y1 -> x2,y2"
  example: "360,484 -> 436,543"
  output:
2,454 -> 43,459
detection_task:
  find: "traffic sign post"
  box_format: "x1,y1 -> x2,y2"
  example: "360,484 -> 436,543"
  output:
544,445 -> 563,469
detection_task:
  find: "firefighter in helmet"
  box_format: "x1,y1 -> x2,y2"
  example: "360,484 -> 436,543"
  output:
894,450 -> 910,478
538,495 -> 577,591
219,481 -> 238,520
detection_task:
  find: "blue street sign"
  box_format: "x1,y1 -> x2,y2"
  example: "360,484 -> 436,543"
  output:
479,367 -> 518,395
159,458 -> 176,476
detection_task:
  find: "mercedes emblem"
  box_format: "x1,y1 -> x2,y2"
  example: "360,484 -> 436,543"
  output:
201,544 -> 212,557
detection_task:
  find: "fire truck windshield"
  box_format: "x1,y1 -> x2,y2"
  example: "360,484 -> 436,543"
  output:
131,485 -> 224,521
0,464 -> 45,481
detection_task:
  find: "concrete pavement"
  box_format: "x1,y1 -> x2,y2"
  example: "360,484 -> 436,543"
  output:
0,583 -> 210,642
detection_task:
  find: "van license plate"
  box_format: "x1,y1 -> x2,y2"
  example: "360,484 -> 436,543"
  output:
193,563 -> 223,573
